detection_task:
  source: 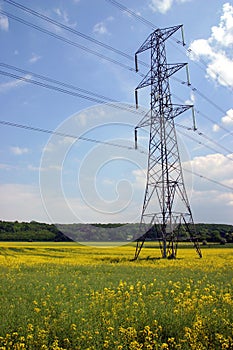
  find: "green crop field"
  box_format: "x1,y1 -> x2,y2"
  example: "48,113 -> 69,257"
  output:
0,242 -> 232,349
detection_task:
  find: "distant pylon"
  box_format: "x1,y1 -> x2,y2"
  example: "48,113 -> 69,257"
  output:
134,25 -> 202,259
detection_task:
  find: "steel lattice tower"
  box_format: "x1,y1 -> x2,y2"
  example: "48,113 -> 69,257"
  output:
134,25 -> 202,259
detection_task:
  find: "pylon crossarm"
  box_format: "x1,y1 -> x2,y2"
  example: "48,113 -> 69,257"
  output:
166,63 -> 187,78
171,104 -> 193,119
135,110 -> 151,129
136,71 -> 158,91
135,33 -> 153,55
156,25 -> 183,42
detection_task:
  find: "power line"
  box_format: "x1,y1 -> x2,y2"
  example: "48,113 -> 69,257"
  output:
194,108 -> 233,135
105,0 -> 156,29
1,119 -> 232,192
183,166 -> 233,192
105,0 -> 233,91
0,9 -> 138,75
172,92 -> 233,138
0,119 -> 144,153
1,64 -> 232,164
176,124 -> 233,164
3,62 -> 233,143
172,94 -> 233,154
3,0 -> 150,73
1,3 -> 232,191
105,0 -> 233,117
0,69 -> 112,104
0,68 -> 146,117
2,61 -> 233,166
172,88 -> 233,152
172,76 -> 228,116
0,63 -> 118,103
1,4 -> 230,117
3,0 -> 134,62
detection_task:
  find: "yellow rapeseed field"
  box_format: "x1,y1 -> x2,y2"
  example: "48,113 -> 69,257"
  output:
0,242 -> 232,349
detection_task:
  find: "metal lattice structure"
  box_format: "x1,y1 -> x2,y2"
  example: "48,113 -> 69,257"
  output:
134,25 -> 202,259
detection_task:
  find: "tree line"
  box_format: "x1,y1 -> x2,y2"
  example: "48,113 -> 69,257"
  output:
0,220 -> 232,243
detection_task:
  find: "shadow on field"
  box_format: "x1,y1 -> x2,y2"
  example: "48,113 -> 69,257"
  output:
100,256 -> 184,263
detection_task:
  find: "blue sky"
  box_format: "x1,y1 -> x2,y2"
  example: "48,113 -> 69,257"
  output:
0,0 -> 233,225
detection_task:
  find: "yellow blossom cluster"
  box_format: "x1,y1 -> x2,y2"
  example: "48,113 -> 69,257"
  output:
0,242 -> 232,349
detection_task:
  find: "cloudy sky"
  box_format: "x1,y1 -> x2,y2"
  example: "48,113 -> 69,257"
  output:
0,0 -> 233,225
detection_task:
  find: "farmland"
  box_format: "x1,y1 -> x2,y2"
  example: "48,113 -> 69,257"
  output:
0,242 -> 232,349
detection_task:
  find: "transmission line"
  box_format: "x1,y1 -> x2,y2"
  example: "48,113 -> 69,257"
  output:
2,60 -> 233,164
0,9 -> 138,75
183,166 -> 233,192
3,62 -> 233,142
1,119 -> 232,192
1,4 -> 230,117
0,120 -> 144,153
1,3 -> 232,189
3,0 -> 134,62
105,0 -> 233,90
0,68 -> 146,117
1,64 -> 233,165
176,125 -> 233,164
172,94 -> 233,155
0,63 -> 118,103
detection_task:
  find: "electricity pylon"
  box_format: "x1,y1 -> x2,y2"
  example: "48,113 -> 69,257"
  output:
134,25 -> 202,259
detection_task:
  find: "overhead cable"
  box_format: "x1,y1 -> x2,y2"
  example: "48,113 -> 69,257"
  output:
3,1 -> 231,114
0,119 -> 145,153
1,4 -> 230,115
2,63 -> 232,162
105,0 -> 233,90
1,119 -> 232,192
0,9 -> 138,75
0,68 -> 145,117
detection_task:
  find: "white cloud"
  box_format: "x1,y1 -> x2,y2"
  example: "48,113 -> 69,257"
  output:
221,108 -> 233,125
0,79 -> 24,93
188,152 -> 233,223
212,109 -> 233,132
93,22 -> 108,35
149,0 -> 190,14
93,16 -> 114,35
190,153 -> 233,193
206,52 -> 233,87
211,3 -> 233,46
53,7 -> 77,28
123,9 -> 141,18
132,168 -> 147,189
0,184 -> 48,222
188,39 -> 213,59
212,124 -> 220,132
189,3 -> 233,87
0,74 -> 32,93
185,91 -> 195,105
149,0 -> 173,13
10,146 -> 29,155
0,13 -> 9,31
29,53 -> 41,64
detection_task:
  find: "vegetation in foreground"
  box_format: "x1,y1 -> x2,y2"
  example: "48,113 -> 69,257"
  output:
0,243 -> 232,349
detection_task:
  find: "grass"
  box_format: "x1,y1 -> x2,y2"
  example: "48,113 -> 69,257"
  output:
0,242 -> 232,349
